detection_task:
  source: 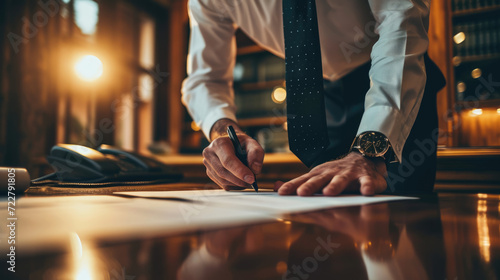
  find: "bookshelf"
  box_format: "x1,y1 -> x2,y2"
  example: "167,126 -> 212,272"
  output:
452,2 -> 500,16
180,1 -> 500,153
180,30 -> 289,153
232,30 -> 289,153
448,0 -> 500,147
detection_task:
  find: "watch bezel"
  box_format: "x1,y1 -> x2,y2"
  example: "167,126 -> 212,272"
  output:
357,131 -> 390,158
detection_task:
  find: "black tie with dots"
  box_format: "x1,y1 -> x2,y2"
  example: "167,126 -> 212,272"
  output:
283,0 -> 329,167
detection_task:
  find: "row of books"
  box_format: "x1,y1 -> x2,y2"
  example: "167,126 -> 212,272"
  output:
233,53 -> 285,83
453,19 -> 500,57
452,0 -> 500,11
234,89 -> 285,119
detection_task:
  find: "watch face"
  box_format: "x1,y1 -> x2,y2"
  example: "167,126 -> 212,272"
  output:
359,132 -> 389,157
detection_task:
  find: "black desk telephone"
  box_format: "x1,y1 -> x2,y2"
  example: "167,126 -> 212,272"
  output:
40,144 -> 182,184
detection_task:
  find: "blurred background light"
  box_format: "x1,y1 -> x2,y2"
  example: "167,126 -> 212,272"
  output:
457,81 -> 466,93
271,87 -> 287,104
74,0 -> 99,35
453,32 -> 466,44
471,68 -> 482,79
75,55 -> 103,81
471,108 -> 483,116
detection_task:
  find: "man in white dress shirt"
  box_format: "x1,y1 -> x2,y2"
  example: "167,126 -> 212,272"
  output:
182,0 -> 445,195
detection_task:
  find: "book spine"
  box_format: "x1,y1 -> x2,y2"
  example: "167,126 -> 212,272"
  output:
484,20 -> 492,55
495,19 -> 500,53
478,21 -> 485,55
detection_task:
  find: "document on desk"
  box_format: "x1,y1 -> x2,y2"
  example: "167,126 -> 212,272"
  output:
114,189 -> 418,215
0,195 -> 274,254
1,192 -> 416,254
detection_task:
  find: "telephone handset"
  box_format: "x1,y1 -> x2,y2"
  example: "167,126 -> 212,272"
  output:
45,144 -> 182,183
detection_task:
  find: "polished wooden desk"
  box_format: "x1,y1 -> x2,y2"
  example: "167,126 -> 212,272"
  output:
4,191 -> 500,280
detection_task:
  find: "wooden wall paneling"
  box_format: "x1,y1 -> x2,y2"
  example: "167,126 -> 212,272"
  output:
63,0 -> 76,144
166,0 -> 188,153
44,4 -> 61,155
94,0 -> 119,147
3,0 -> 27,167
132,8 -> 141,152
23,0 -> 59,172
153,7 -> 170,144
0,0 -> 6,163
428,0 -> 456,147
2,0 -> 61,175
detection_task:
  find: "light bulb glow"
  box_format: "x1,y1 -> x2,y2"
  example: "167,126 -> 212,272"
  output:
75,55 -> 103,81
454,32 -> 466,44
272,87 -> 287,104
471,68 -> 482,79
471,109 -> 483,116
457,82 -> 466,93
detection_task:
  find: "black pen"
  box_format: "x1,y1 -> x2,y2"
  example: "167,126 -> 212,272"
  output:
227,125 -> 258,192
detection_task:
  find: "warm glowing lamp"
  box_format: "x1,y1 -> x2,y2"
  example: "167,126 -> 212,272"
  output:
75,55 -> 103,81
453,32 -> 466,44
73,55 -> 103,145
471,108 -> 483,116
471,68 -> 482,79
272,87 -> 287,104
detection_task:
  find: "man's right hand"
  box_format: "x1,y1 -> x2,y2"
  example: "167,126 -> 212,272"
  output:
203,119 -> 265,190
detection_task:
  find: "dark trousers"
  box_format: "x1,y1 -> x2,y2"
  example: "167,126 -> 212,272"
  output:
314,54 -> 446,193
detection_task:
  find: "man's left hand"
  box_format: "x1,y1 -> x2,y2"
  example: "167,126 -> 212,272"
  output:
274,152 -> 387,196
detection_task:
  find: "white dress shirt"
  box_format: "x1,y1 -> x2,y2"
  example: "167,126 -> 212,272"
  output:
181,0 -> 431,161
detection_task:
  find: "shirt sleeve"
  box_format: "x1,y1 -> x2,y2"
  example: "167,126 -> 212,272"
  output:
358,0 -> 431,162
181,0 -> 238,140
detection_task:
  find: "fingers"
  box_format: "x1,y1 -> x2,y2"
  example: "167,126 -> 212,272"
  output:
358,175 -> 375,196
359,174 -> 387,196
274,181 -> 284,192
275,152 -> 389,197
277,175 -> 311,195
296,175 -> 332,196
245,138 -> 264,175
203,134 -> 264,190
214,138 -> 255,183
323,174 -> 350,196
203,157 -> 248,188
206,168 -> 246,191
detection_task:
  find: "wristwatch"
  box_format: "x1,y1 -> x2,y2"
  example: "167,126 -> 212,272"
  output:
350,131 -> 397,165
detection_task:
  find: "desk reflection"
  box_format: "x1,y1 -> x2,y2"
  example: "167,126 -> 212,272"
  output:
7,194 -> 500,280
177,200 -> 445,280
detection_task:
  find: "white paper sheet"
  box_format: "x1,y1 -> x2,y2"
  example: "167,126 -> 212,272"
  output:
0,195 -> 273,255
1,190 -> 417,255
114,189 -> 418,214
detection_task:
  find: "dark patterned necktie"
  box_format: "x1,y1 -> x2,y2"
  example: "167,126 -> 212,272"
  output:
283,0 -> 330,167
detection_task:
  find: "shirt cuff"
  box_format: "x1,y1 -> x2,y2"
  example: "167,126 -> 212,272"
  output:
200,107 -> 237,140
356,105 -> 406,162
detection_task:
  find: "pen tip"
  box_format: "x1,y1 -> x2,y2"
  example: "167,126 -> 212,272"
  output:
252,182 -> 259,193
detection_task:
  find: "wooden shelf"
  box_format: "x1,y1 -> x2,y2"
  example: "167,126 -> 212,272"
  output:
235,79 -> 285,91
456,99 -> 500,108
437,147 -> 500,158
452,5 -> 500,18
237,45 -> 266,56
183,117 -> 286,130
238,116 -> 286,127
454,54 -> 500,64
